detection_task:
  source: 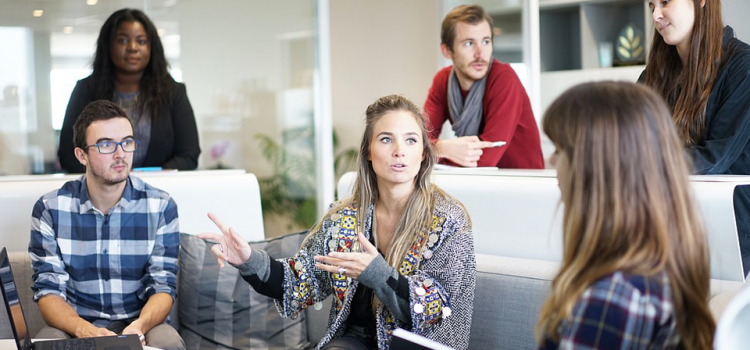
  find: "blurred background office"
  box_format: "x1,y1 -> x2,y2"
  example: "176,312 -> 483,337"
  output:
1,0 -> 749,237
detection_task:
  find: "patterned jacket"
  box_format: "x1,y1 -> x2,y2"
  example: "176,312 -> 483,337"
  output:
275,193 -> 476,350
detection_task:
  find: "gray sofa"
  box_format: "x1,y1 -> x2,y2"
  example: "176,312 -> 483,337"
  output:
1,244 -> 742,349
0,247 -> 559,349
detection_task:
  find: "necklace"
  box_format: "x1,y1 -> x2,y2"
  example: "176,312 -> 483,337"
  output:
372,214 -> 379,251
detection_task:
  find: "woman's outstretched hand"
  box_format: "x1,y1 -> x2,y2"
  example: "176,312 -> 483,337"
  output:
314,232 -> 379,279
196,212 -> 252,267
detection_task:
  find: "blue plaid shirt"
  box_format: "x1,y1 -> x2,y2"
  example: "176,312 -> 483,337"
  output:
29,175 -> 179,325
541,271 -> 680,350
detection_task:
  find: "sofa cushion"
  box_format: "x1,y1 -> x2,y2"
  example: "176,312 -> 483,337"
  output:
178,231 -> 312,350
468,254 -> 558,349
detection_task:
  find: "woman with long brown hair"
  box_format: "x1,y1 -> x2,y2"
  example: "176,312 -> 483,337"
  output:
642,0 -> 750,275
536,82 -> 714,349
199,95 -> 475,350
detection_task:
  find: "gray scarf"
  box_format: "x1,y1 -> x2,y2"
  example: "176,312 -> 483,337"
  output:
447,58 -> 493,137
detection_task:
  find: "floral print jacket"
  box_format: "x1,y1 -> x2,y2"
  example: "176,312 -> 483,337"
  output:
274,194 -> 476,350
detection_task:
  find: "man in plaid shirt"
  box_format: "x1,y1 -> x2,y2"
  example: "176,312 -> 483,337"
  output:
29,100 -> 184,350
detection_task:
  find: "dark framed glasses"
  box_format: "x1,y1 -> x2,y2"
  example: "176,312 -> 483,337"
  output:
83,139 -> 139,154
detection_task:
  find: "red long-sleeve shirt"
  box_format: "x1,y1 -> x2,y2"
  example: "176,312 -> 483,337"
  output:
424,59 -> 544,169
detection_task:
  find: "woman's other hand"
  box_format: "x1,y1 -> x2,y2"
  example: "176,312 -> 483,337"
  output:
197,212 -> 252,267
314,232 -> 379,279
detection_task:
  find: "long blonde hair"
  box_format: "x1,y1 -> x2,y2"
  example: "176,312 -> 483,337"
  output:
536,82 -> 714,349
308,94 -> 450,268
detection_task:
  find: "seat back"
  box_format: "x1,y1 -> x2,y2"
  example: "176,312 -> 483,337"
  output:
715,283 -> 750,349
0,170 -> 265,253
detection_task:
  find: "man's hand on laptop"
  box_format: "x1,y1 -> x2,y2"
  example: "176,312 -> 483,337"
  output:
75,323 -> 116,338
436,136 -> 494,167
122,322 -> 146,346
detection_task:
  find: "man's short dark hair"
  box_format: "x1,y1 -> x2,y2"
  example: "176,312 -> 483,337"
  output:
73,100 -> 132,151
441,5 -> 494,52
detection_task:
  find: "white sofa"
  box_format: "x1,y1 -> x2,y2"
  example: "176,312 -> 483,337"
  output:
1,169 -> 746,349
338,169 -> 749,282
0,170 -> 265,252
338,170 -> 747,346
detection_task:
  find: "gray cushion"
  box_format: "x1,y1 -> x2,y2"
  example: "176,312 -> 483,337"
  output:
305,296 -> 332,344
468,254 -> 557,350
468,272 -> 550,349
178,231 -> 312,350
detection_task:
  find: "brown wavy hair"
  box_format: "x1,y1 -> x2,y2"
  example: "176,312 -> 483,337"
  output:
644,0 -> 724,145
441,4 -> 493,51
536,82 -> 714,349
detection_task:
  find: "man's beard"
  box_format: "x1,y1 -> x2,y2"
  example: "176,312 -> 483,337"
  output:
90,161 -> 129,186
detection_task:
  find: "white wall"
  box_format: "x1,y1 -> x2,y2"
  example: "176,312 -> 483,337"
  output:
177,1 -> 316,176
722,0 -> 750,41
329,0 -> 441,159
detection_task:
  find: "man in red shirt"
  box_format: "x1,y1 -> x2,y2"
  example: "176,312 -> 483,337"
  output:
424,5 -> 544,168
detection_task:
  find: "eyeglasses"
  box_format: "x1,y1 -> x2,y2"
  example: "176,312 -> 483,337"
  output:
84,139 -> 138,154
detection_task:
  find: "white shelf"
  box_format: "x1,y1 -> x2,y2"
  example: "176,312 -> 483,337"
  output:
540,0 -> 648,72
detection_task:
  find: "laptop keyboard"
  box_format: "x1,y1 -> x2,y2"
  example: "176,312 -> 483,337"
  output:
50,338 -> 96,350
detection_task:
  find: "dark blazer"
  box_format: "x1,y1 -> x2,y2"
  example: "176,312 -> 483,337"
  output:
58,76 -> 201,173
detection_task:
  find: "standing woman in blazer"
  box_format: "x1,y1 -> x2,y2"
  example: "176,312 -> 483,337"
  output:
537,82 -> 714,350
642,0 -> 750,275
58,8 -> 200,173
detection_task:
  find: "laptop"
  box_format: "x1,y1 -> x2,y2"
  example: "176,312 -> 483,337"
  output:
389,328 -> 455,350
0,247 -> 143,350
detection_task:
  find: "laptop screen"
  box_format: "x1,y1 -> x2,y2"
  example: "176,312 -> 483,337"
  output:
0,247 -> 32,350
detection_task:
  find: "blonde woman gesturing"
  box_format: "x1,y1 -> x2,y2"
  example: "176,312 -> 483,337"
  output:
199,95 -> 475,350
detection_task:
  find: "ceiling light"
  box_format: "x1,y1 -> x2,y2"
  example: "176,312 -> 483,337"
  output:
87,0 -> 98,5
33,10 -> 43,17
63,26 -> 74,34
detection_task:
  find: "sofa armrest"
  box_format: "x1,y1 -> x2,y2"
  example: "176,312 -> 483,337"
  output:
710,279 -> 746,320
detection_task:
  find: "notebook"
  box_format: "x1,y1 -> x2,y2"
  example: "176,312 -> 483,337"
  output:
389,328 -> 455,350
0,247 -> 143,350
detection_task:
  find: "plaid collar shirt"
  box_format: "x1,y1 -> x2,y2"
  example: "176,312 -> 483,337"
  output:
541,270 -> 680,350
29,175 -> 179,326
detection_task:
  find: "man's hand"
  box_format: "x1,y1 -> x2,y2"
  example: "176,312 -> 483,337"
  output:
74,324 -> 116,338
38,294 -> 116,339
435,136 -> 495,167
122,320 -> 146,346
